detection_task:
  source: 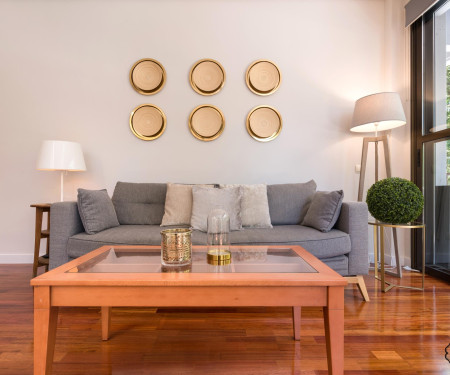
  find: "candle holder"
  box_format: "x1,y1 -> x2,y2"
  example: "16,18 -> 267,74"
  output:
207,208 -> 231,265
160,228 -> 192,266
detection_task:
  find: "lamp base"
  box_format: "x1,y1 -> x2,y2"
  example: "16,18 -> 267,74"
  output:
207,249 -> 231,265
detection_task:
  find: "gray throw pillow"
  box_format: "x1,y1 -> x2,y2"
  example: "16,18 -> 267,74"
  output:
191,186 -> 243,232
267,180 -> 317,225
77,188 -> 120,234
301,190 -> 344,232
220,184 -> 272,228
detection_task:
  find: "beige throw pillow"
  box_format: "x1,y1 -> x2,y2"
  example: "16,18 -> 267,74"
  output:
161,183 -> 192,226
221,184 -> 272,228
161,183 -> 215,226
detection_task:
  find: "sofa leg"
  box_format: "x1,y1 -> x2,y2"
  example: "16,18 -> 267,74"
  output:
345,275 -> 370,302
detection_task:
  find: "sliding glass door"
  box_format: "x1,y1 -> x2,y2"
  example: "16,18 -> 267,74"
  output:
412,0 -> 450,282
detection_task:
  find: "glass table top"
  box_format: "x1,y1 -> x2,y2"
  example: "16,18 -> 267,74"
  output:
67,247 -> 317,274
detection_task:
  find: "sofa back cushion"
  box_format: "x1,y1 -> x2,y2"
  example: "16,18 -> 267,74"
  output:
112,182 -> 167,224
267,180 -> 317,225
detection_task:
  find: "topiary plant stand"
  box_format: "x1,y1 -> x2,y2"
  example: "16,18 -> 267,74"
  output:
369,221 -> 425,292
357,134 -> 402,278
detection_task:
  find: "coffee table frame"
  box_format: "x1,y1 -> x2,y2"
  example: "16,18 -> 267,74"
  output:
31,245 -> 347,375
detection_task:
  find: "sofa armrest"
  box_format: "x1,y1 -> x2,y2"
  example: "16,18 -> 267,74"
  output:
49,201 -> 84,269
335,202 -> 369,275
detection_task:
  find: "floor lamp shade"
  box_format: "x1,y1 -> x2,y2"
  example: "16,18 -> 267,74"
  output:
351,92 -> 406,133
37,140 -> 86,171
37,140 -> 86,201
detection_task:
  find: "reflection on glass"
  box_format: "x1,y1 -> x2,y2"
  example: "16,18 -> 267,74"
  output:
161,264 -> 192,273
430,4 -> 450,134
67,247 -> 318,274
423,139 -> 450,275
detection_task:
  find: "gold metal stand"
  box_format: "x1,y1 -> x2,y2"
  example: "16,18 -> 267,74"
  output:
369,221 -> 425,292
358,134 -> 401,278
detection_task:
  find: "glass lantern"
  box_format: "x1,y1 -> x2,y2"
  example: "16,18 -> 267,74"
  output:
207,208 -> 231,265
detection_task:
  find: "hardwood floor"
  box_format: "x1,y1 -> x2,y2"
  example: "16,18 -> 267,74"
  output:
0,265 -> 449,374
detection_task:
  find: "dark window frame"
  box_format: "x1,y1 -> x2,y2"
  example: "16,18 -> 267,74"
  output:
411,0 -> 450,281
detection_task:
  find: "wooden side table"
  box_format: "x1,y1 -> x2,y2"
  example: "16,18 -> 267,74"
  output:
31,203 -> 51,278
369,221 -> 425,292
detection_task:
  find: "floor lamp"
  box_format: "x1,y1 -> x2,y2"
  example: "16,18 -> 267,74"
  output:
351,92 -> 407,277
37,140 -> 87,201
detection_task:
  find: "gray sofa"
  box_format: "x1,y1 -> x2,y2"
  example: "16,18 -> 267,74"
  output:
50,182 -> 368,276
49,182 -> 369,278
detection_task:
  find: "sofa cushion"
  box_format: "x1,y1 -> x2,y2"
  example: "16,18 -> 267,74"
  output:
77,189 -> 119,234
67,224 -> 195,259
221,184 -> 272,228
228,225 -> 350,259
67,224 -> 350,261
321,255 -> 349,276
112,182 -> 167,225
191,186 -> 243,231
267,180 -> 317,225
302,190 -> 344,232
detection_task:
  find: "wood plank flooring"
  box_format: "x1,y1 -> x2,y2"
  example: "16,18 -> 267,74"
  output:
0,265 -> 449,374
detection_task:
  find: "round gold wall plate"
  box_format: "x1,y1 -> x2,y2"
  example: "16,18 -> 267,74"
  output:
246,60 -> 281,96
189,59 -> 226,95
129,104 -> 166,141
189,105 -> 225,141
130,58 -> 166,95
246,106 -> 282,142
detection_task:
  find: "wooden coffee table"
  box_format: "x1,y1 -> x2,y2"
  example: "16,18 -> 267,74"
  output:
31,245 -> 347,374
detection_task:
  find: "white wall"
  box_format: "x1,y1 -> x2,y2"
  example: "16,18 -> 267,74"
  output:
0,0 -> 410,263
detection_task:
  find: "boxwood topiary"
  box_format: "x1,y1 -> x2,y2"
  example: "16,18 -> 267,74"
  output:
366,177 -> 424,224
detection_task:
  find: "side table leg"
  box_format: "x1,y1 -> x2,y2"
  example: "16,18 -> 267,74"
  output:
101,306 -> 111,341
34,287 -> 58,375
292,306 -> 301,341
33,208 -> 44,278
380,226 -> 386,293
421,226 -> 426,290
324,286 -> 344,375
373,226 -> 378,278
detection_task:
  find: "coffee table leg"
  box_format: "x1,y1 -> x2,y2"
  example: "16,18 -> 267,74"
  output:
323,286 -> 344,375
34,287 -> 58,375
292,306 -> 301,341
101,306 -> 111,341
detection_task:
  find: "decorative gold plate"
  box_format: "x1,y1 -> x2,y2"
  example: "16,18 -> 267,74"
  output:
130,58 -> 166,95
189,59 -> 226,95
246,106 -> 282,142
246,60 -> 281,96
189,105 -> 225,141
129,104 -> 166,141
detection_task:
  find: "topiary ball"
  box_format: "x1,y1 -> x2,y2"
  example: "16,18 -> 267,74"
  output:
366,177 -> 424,224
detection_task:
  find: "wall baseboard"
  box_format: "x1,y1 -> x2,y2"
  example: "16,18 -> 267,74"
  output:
0,254 -> 34,264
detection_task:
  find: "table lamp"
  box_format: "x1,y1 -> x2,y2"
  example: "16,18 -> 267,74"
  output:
37,140 -> 86,201
351,92 -> 406,277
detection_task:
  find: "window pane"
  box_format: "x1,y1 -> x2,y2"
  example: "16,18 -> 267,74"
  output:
430,4 -> 450,134
423,139 -> 450,275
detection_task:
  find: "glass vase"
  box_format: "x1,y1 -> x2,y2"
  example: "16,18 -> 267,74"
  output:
206,208 -> 231,265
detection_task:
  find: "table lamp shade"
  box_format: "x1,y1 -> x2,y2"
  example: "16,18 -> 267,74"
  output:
351,92 -> 406,133
37,140 -> 86,171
